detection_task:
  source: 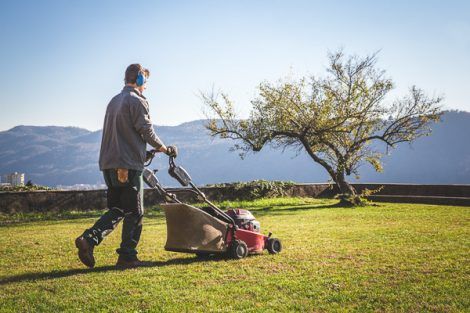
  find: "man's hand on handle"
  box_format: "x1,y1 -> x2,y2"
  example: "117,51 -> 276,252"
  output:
152,145 -> 178,158
165,145 -> 178,158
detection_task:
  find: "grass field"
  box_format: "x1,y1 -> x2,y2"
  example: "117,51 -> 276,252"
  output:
0,198 -> 469,312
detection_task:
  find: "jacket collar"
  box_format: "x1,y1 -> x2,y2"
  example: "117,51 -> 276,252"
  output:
122,85 -> 146,99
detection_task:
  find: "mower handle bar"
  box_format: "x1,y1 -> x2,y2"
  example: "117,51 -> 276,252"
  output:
144,150 -> 236,226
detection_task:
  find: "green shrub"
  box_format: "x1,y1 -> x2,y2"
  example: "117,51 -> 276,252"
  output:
0,184 -> 53,192
206,180 -> 295,200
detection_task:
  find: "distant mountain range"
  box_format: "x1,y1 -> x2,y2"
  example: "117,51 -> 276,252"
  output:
0,111 -> 469,187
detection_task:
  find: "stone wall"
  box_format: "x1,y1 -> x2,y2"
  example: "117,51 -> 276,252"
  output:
0,190 -> 108,213
0,183 -> 469,213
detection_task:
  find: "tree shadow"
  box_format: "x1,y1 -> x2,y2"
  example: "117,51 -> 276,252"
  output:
1,199 -> 353,226
0,211 -> 108,227
0,210 -> 167,227
249,202 -> 353,216
0,255 -> 223,286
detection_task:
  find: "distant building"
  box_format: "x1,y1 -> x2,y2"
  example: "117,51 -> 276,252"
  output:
2,172 -> 25,186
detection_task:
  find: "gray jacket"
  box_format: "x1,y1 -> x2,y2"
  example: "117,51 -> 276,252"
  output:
99,86 -> 164,171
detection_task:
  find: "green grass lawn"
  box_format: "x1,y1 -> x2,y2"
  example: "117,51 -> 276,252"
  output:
0,198 -> 468,312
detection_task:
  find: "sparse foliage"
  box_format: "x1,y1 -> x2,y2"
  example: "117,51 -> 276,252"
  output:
203,50 -> 442,205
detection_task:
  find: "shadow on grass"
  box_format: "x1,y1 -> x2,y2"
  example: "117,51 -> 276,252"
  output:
0,211 -> 166,227
1,201 -> 353,226
0,212 -> 104,227
247,202 -> 352,216
0,255 -> 223,286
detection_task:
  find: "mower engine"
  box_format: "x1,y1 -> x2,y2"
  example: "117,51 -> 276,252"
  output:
226,209 -> 261,233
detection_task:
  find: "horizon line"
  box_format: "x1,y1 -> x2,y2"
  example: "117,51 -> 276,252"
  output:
1,109 -> 468,133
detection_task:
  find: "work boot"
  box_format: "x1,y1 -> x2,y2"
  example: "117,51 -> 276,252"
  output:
75,236 -> 95,268
116,256 -> 144,268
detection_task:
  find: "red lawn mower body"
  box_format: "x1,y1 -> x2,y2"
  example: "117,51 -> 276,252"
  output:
226,209 -> 267,254
226,228 -> 267,254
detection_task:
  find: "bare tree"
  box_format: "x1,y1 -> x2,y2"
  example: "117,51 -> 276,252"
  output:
203,50 -> 443,205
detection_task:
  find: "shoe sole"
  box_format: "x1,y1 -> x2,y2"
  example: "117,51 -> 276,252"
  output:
75,237 -> 95,268
116,260 -> 145,269
115,262 -> 141,269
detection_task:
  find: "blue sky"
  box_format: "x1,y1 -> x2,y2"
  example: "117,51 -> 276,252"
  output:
0,0 -> 469,131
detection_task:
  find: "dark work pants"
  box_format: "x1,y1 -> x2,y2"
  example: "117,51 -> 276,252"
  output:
82,169 -> 144,261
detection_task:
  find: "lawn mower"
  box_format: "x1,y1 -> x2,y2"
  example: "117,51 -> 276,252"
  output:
142,151 -> 282,259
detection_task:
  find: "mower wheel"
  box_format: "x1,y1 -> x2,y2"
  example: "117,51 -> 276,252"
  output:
267,238 -> 282,254
230,240 -> 248,259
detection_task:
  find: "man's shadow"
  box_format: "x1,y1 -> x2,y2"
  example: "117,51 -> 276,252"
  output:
0,256 -> 222,286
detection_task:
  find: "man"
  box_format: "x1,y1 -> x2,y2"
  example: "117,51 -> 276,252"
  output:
75,63 -> 177,268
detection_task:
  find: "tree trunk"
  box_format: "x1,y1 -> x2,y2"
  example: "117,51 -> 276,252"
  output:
334,172 -> 361,206
335,172 -> 356,196
301,142 -> 361,206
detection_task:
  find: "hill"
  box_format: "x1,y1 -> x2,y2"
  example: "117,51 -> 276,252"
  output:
0,111 -> 469,186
